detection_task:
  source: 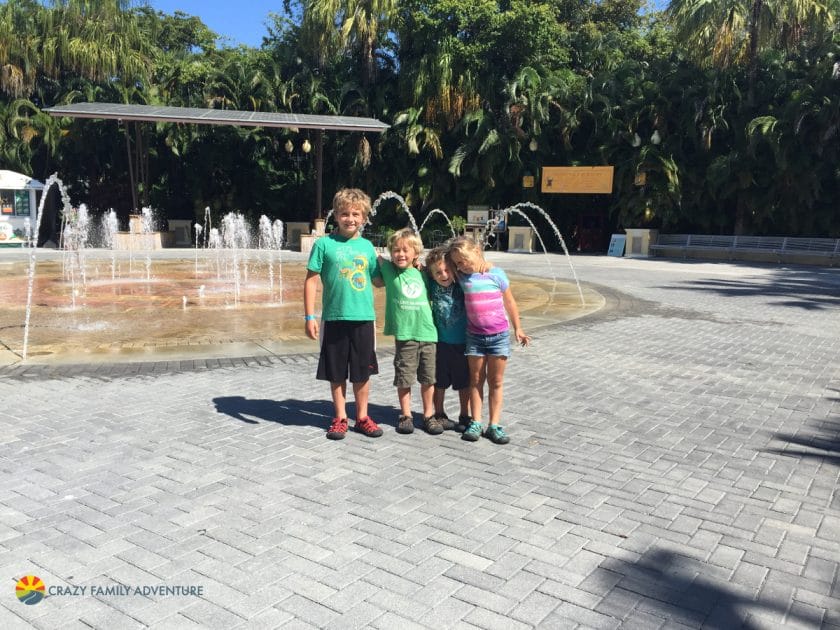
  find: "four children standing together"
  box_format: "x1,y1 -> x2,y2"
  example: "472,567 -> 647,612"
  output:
303,188 -> 530,445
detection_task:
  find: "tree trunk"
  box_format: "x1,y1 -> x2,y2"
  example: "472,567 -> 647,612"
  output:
747,0 -> 763,106
313,130 -> 324,221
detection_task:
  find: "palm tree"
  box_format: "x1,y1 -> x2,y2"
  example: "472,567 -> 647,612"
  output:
0,0 -> 42,97
448,106 -> 524,203
666,0 -> 834,103
380,106 -> 444,208
666,0 -> 836,232
38,0 -> 150,87
6,97 -> 64,176
302,0 -> 398,85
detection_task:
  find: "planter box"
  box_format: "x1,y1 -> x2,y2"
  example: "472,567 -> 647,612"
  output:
624,228 -> 659,258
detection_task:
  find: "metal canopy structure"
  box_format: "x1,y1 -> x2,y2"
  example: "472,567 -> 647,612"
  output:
43,102 -> 389,133
44,102 -> 390,218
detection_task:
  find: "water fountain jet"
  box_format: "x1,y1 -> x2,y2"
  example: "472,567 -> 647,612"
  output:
8,189 -> 596,364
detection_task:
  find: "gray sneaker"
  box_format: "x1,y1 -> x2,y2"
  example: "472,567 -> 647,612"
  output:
423,415 -> 444,435
396,415 -> 415,434
434,412 -> 456,431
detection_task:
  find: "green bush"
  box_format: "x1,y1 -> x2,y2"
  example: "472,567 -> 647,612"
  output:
449,215 -> 467,235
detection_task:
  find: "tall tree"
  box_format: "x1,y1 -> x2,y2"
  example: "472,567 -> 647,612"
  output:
301,0 -> 398,85
0,0 -> 42,97
666,0 -> 834,103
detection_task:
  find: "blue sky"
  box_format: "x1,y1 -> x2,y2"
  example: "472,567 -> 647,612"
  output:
144,1 -> 281,48
143,1 -> 668,49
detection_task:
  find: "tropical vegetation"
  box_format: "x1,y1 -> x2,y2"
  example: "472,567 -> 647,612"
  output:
0,0 -> 837,246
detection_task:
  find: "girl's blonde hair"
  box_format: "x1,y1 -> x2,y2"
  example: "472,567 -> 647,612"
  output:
332,188 -> 372,219
448,236 -> 485,263
387,227 -> 423,259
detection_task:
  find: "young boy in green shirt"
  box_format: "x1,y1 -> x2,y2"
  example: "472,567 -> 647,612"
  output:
375,228 -> 440,435
303,188 -> 383,440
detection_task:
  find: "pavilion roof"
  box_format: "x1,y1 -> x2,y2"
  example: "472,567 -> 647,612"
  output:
44,102 -> 389,133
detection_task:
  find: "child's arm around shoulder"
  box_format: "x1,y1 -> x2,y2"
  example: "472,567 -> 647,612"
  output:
372,254 -> 390,287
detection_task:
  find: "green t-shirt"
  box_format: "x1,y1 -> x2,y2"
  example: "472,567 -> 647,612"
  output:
380,260 -> 438,342
306,233 -> 380,321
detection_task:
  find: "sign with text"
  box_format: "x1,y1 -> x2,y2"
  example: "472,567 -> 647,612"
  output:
607,234 -> 626,257
541,166 -> 614,194
467,205 -> 489,224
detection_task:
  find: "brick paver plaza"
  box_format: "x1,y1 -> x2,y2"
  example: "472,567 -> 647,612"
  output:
1,251 -> 838,629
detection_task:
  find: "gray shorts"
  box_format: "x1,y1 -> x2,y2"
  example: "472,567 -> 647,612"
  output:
393,340 -> 436,388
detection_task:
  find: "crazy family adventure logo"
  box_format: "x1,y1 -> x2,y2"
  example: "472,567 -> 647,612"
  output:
15,576 -> 45,605
14,574 -> 204,605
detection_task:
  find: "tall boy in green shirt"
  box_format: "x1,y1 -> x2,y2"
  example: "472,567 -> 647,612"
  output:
303,188 -> 383,440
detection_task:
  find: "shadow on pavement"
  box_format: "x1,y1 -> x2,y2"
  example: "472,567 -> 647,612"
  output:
599,547 -> 824,628
663,268 -> 840,311
212,396 -> 395,428
764,416 -> 840,466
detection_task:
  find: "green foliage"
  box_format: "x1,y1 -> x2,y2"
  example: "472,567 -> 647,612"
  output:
0,0 -> 837,237
449,214 -> 467,234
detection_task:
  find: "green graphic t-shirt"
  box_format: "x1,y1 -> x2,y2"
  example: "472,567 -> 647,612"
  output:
307,233 -> 380,321
380,260 -> 438,342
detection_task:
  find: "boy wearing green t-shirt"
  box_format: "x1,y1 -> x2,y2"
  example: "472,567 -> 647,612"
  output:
374,228 -> 440,435
303,189 -> 383,440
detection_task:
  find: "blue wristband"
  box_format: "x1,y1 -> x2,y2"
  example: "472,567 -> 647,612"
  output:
304,314 -> 317,321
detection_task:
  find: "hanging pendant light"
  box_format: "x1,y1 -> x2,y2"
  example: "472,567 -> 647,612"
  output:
301,139 -> 312,153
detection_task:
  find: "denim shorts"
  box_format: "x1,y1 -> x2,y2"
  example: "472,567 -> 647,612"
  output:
465,330 -> 511,358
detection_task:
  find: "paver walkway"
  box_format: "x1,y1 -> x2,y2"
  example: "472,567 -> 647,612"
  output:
0,253 -> 838,629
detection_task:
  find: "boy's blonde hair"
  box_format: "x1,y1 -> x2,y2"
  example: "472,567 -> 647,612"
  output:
387,227 -> 423,259
448,235 -> 485,262
332,188 -> 372,219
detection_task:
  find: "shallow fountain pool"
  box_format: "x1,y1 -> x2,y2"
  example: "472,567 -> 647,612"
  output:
0,252 -> 603,364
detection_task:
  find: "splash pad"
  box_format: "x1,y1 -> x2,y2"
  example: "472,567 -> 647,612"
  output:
0,248 -> 603,365
3,181 -> 604,365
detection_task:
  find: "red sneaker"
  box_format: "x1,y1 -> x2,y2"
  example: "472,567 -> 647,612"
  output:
354,415 -> 383,437
327,417 -> 348,440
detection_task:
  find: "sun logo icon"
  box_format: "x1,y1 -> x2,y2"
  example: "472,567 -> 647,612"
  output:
15,575 -> 46,605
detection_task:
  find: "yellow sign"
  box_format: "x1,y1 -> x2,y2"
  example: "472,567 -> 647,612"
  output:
522,175 -> 535,188
541,166 -> 614,194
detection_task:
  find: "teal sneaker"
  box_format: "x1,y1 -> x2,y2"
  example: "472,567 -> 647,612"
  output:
461,420 -> 483,442
483,424 -> 510,445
